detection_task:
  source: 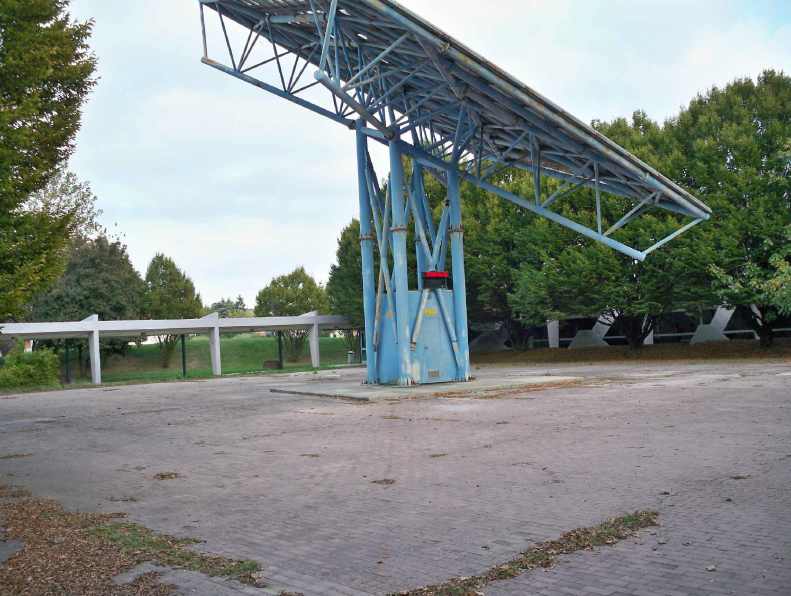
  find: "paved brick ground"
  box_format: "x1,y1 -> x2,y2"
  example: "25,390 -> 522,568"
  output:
1,361 -> 789,595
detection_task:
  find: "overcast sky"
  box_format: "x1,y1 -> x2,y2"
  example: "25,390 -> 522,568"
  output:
66,0 -> 791,308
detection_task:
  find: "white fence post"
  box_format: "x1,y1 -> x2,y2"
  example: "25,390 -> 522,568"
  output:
203,313 -> 222,375
84,315 -> 101,384
305,311 -> 320,368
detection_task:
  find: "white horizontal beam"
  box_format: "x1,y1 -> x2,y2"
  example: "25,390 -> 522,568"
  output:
0,314 -> 352,341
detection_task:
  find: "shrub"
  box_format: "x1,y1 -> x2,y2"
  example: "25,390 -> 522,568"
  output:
0,342 -> 60,390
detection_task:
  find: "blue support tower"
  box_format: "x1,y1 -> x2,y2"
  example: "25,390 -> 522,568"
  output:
196,0 -> 711,386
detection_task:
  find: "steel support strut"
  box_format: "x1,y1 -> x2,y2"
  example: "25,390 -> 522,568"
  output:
447,168 -> 471,381
356,120 -> 378,384
413,160 -> 426,290
389,141 -> 413,385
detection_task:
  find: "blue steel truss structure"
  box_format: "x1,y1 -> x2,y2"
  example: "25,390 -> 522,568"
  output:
197,0 -> 711,386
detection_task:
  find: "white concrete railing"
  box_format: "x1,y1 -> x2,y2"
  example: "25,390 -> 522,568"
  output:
0,311 -> 351,384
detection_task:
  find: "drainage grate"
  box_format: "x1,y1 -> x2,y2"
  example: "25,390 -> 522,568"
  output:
427,369 -> 441,379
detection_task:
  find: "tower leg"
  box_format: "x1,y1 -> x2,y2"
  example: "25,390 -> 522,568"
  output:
448,169 -> 471,381
389,141 -> 413,386
356,121 -> 378,384
413,161 -> 425,291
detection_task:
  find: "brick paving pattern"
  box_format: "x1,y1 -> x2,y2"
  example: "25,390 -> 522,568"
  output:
1,362 -> 789,595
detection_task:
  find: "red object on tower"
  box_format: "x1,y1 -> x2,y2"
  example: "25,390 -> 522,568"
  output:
422,271 -> 449,289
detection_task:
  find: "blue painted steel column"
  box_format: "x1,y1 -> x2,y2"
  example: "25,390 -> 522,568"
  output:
413,160 -> 425,290
356,120 -> 378,384
389,141 -> 413,385
447,168 -> 471,381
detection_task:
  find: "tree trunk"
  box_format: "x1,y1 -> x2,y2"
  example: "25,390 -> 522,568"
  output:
737,305 -> 775,348
158,336 -> 179,368
614,315 -> 655,351
339,329 -> 359,354
624,328 -> 645,350
284,330 -> 307,362
505,318 -> 532,353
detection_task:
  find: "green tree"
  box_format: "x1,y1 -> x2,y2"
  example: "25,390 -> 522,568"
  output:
462,172 -> 543,351
30,236 -> 145,376
0,0 -> 97,322
0,171 -> 102,356
210,295 -> 248,319
509,112 -> 684,350
765,227 -> 791,315
24,170 -> 103,239
326,219 -> 380,353
254,267 -> 328,362
142,254 -> 204,368
711,226 -> 791,318
665,70 -> 791,347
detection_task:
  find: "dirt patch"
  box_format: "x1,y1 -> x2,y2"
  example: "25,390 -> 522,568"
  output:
0,485 -> 31,499
0,494 -> 262,595
150,472 -> 181,481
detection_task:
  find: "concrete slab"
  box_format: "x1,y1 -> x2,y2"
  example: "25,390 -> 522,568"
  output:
112,562 -> 169,585
0,511 -> 21,566
0,540 -> 21,565
2,361 -> 789,596
269,375 -> 583,402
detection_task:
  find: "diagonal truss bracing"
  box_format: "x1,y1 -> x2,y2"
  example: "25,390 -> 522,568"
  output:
198,0 -> 710,262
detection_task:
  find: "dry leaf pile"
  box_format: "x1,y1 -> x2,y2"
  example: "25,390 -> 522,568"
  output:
389,511 -> 659,596
0,487 -> 261,595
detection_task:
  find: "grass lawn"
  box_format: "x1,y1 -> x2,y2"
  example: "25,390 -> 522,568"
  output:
60,334 -> 357,385
470,337 -> 791,366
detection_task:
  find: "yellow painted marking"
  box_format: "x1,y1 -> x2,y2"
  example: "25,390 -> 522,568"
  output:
425,309 -> 437,315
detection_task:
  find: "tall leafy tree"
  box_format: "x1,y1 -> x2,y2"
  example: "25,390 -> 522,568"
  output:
509,112 -> 684,350
0,0 -> 97,322
711,225 -> 791,318
326,219 -> 382,353
254,267 -> 328,362
0,171 -> 103,357
766,228 -> 791,315
142,254 -> 204,368
30,236 -> 145,376
665,70 -> 791,347
462,172 -> 543,351
210,295 -> 248,318
24,170 -> 103,239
